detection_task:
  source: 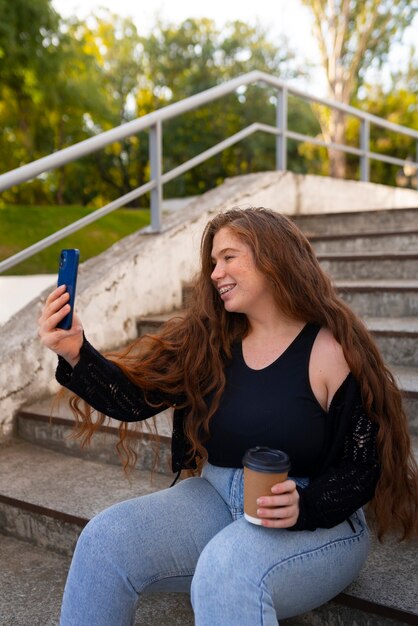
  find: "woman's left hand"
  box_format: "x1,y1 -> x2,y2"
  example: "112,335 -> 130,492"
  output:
256,479 -> 300,528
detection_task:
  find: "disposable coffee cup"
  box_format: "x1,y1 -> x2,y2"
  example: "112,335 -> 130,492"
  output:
242,447 -> 291,525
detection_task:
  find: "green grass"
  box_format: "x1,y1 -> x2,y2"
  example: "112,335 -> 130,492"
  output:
0,205 -> 150,275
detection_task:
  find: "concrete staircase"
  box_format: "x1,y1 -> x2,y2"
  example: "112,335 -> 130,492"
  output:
1,207 -> 418,626
293,207 -> 418,438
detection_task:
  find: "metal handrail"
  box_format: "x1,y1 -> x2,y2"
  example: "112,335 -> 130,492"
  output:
1,69 -> 417,273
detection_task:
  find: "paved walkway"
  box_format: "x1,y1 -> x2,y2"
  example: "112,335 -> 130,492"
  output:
0,275 -> 56,325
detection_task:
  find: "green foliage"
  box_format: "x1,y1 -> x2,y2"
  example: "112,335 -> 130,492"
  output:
0,204 -> 150,274
0,2 -> 111,205
346,48 -> 418,185
351,78 -> 418,186
0,9 -> 317,207
0,3 -> 416,212
140,18 -> 318,197
0,0 -> 59,92
0,0 -> 60,184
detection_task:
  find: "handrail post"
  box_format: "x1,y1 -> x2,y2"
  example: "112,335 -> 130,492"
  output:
415,140 -> 418,190
149,121 -> 163,231
276,87 -> 287,171
360,119 -> 370,182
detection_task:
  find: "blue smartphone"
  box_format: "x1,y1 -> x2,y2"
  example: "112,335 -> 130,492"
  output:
57,249 -> 80,330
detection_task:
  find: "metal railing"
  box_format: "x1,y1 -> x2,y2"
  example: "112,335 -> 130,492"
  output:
1,69 -> 417,274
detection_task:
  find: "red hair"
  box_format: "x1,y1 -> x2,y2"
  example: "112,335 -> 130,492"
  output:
68,208 -> 418,541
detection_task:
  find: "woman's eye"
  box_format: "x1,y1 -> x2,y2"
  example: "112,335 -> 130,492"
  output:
225,255 -> 234,261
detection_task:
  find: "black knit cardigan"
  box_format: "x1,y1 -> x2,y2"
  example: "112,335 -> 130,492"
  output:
56,337 -> 381,531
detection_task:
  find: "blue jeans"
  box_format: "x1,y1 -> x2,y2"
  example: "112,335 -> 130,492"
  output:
59,463 -> 370,626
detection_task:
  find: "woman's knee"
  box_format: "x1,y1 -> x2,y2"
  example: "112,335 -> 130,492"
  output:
191,530 -> 245,600
73,509 -> 120,565
74,499 -> 146,569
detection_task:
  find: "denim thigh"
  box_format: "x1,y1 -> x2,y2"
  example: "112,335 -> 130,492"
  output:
193,509 -> 370,621
191,466 -> 370,625
59,475 -> 234,626
61,463 -> 370,626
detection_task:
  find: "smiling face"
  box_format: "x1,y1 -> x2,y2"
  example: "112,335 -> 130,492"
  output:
210,227 -> 275,318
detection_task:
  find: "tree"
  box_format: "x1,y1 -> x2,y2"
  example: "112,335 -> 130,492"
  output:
348,49 -> 418,186
60,11 -> 148,206
1,8 -> 160,206
139,18 -> 318,198
0,1 -> 110,205
0,10 -> 318,206
0,0 -> 60,173
0,0 -> 59,93
300,0 -> 418,178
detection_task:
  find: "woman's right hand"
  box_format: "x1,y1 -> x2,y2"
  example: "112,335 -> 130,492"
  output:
38,284 -> 84,368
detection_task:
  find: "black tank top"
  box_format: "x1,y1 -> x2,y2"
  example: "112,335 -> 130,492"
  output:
204,323 -> 328,476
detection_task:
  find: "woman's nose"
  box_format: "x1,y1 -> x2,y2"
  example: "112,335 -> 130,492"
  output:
211,262 -> 225,282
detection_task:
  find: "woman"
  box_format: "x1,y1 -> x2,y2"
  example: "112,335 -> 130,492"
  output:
39,207 -> 418,626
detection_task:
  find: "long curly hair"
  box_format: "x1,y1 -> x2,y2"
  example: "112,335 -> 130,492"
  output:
68,207 -> 418,540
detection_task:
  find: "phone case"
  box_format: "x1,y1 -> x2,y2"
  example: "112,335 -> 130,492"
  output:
57,249 -> 80,330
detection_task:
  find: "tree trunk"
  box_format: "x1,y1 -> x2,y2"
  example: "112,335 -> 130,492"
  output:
328,106 -> 347,179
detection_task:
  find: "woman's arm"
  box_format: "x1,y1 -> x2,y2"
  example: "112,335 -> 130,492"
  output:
292,329 -> 380,529
56,335 -> 175,422
39,286 -> 176,422
258,376 -> 380,530
290,382 -> 380,531
257,330 -> 380,530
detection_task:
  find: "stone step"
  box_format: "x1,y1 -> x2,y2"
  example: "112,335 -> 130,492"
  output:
365,317 -> 418,367
336,280 -> 418,317
318,252 -> 418,280
293,207 -> 418,236
1,440 -> 417,626
392,366 -> 418,436
0,534 -> 71,626
17,396 -> 174,475
311,230 -> 418,253
0,440 -> 173,555
137,311 -> 184,337
0,534 -> 194,626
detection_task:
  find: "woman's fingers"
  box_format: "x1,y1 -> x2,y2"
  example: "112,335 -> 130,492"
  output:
40,308 -> 82,339
257,504 -> 298,519
257,494 -> 293,509
257,480 -> 298,508
40,289 -> 69,324
258,513 -> 299,528
38,288 -> 83,367
256,501 -> 299,527
42,284 -> 66,312
256,480 -> 300,528
40,303 -> 71,335
46,284 -> 66,302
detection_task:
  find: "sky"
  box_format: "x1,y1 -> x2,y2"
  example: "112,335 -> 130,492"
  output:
52,0 -> 325,91
52,0 -> 316,46
52,0 -> 417,97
